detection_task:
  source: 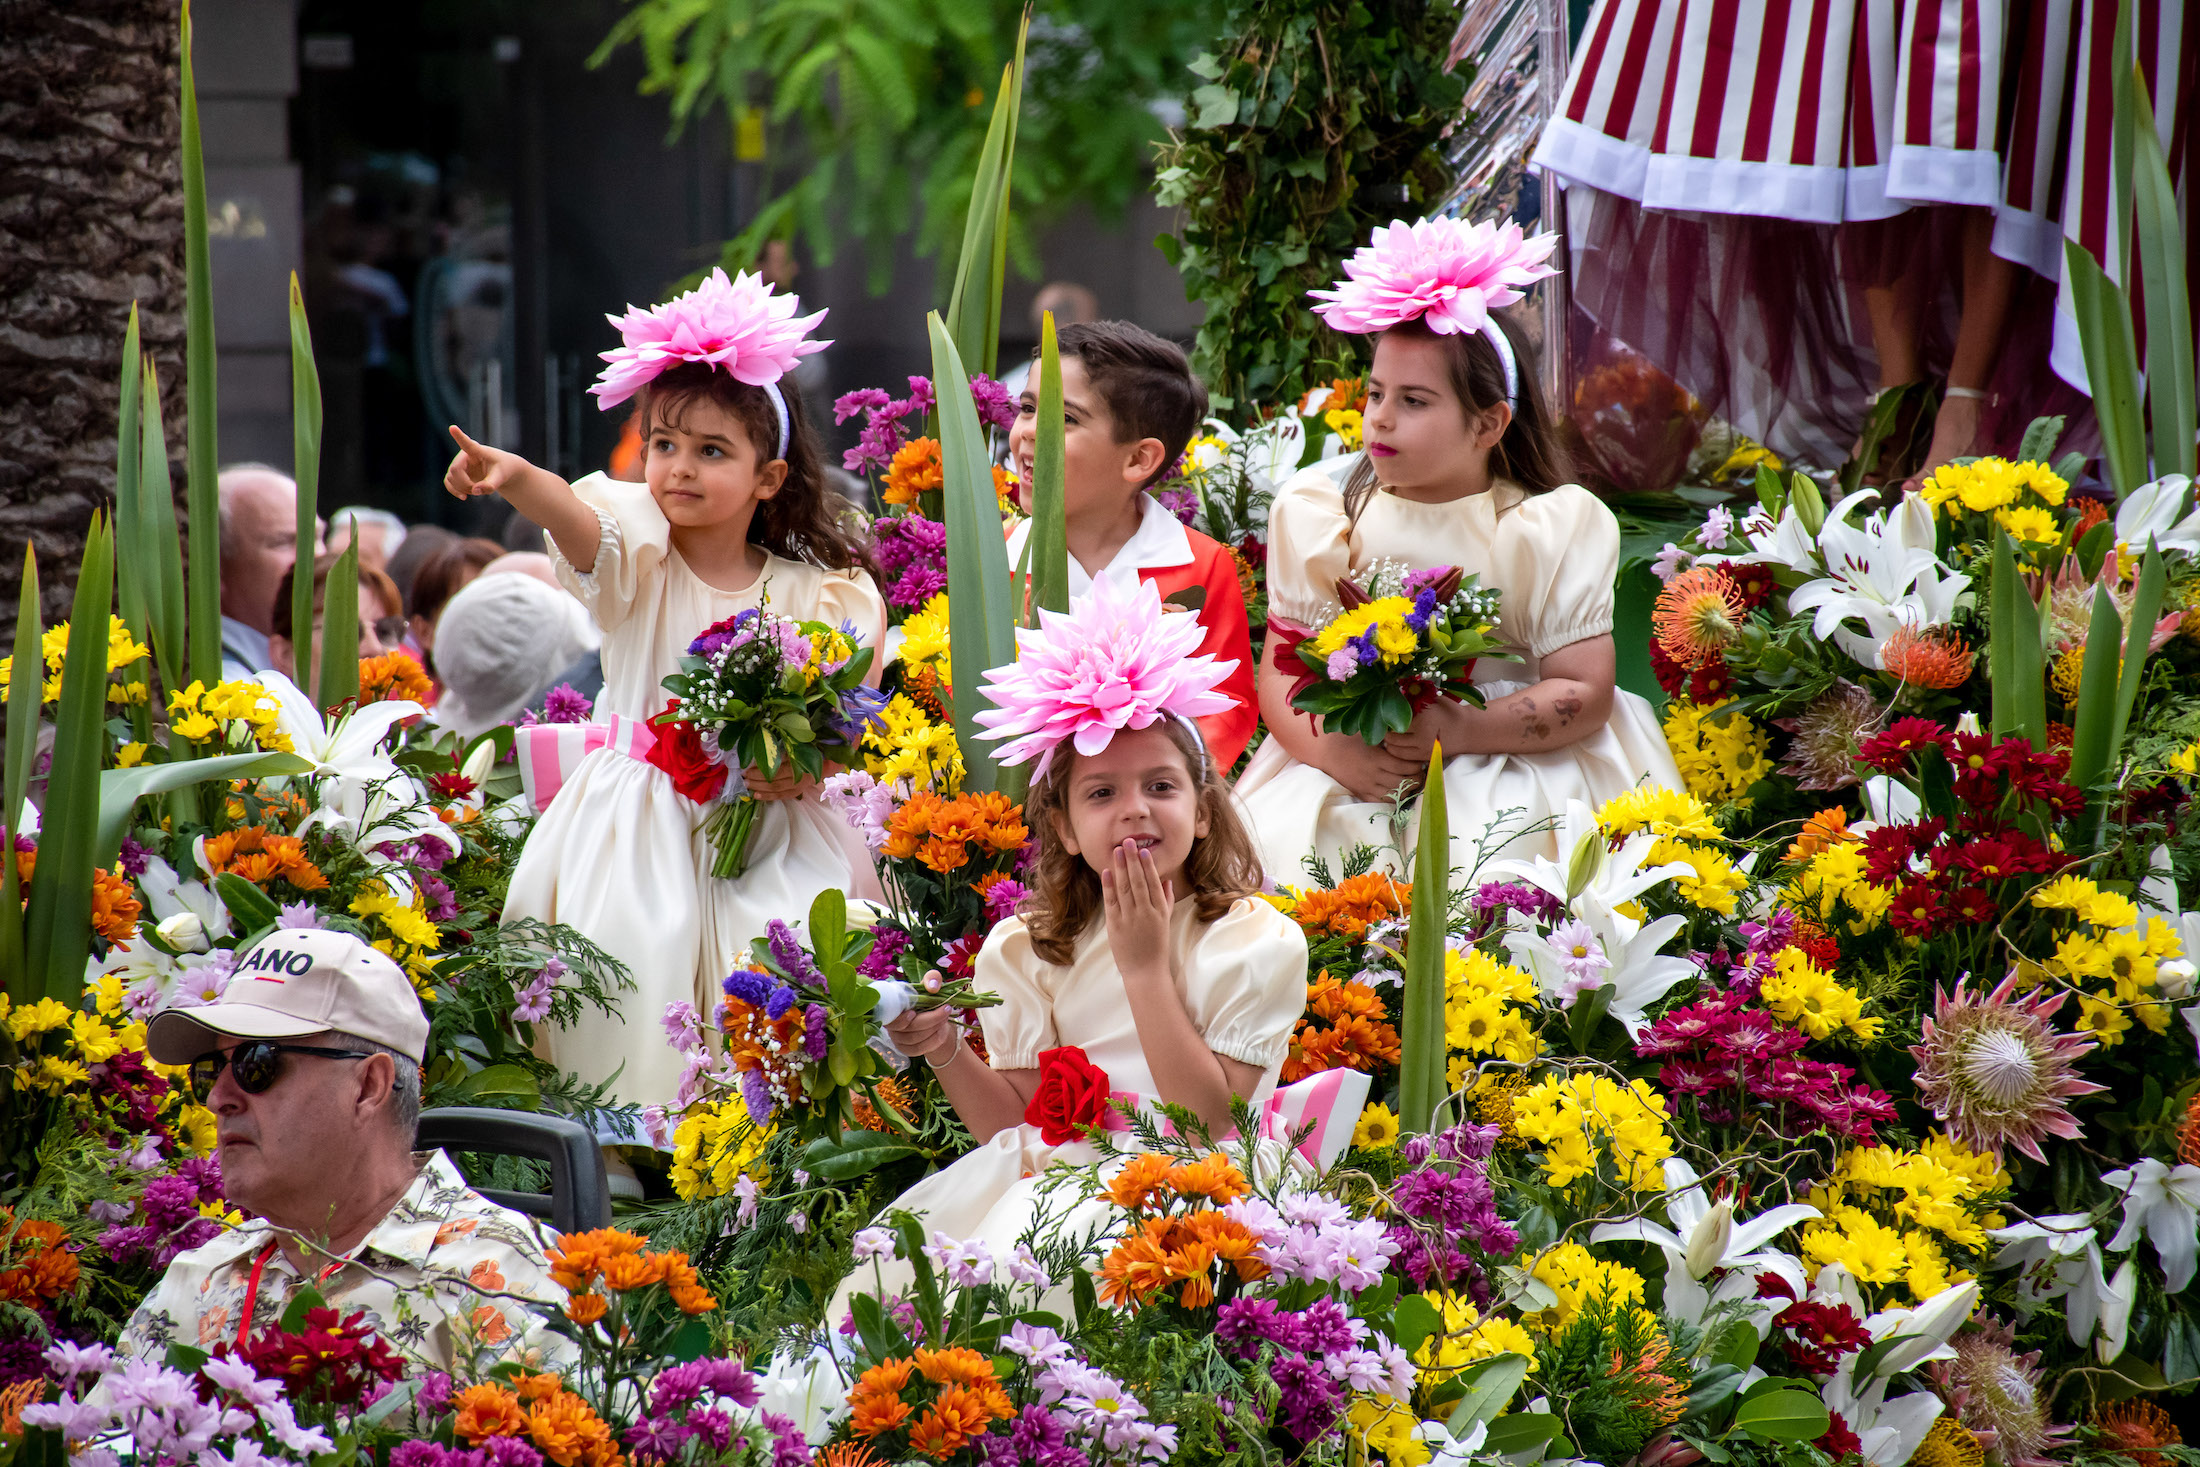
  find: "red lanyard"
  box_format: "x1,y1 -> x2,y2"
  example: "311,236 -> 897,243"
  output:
235,1241 -> 347,1351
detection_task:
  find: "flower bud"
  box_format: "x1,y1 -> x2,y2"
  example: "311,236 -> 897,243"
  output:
156,912 -> 207,951
1954,711 -> 1982,736
2158,958 -> 2196,999
1684,1201 -> 1734,1279
1564,828 -> 1606,905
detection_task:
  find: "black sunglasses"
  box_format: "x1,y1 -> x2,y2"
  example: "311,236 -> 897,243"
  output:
190,1041 -> 368,1097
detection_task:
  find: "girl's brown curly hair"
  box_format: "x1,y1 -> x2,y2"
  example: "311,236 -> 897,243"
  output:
1018,719 -> 1265,967
634,360 -> 876,579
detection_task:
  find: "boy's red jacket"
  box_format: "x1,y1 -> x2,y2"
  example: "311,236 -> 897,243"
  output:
1140,527 -> 1258,771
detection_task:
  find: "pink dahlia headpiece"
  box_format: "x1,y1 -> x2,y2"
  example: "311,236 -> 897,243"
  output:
1308,216 -> 1559,402
590,267 -> 830,457
973,576 -> 1237,773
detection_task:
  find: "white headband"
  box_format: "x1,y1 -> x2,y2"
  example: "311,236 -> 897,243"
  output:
763,380 -> 791,460
1482,322 -> 1520,406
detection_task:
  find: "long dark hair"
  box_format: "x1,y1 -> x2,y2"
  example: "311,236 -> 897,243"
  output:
635,361 -> 874,577
1343,313 -> 1569,525
1019,719 -> 1265,968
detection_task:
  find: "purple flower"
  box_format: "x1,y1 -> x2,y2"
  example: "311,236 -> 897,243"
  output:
723,968 -> 774,1008
685,1407 -> 733,1453
622,1420 -> 690,1466
1152,483 -> 1199,525
1470,879 -> 1563,932
540,683 -> 594,724
514,959 -> 562,1025
1216,1298 -> 1301,1355
1324,649 -> 1359,682
968,373 -> 1016,433
765,920 -> 820,985
1271,1354 -> 1344,1444
738,1067 -> 774,1125
480,1438 -> 544,1467
1295,1297 -> 1363,1353
1652,541 -> 1691,581
661,1001 -> 704,1052
834,387 -> 891,424
118,837 -> 152,877
857,924 -> 912,983
276,900 -> 323,930
983,879 -> 1028,923
417,1371 -> 454,1416
764,983 -> 798,1020
887,562 -> 948,610
416,871 -> 458,923
802,1003 -> 829,1061
764,1412 -> 808,1467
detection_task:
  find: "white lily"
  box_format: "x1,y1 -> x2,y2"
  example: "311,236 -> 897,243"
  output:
2114,474 -> 2200,557
1810,1279 -> 1978,1467
752,1345 -> 849,1445
138,855 -> 233,943
2134,844 -> 2199,999
1786,491 -> 1971,667
1591,1159 -> 1817,1330
258,668 -> 423,788
1820,1370 -> 1944,1467
1487,800 -> 1692,914
2103,1157 -> 2200,1293
1732,504 -> 1822,576
1858,775 -> 1922,829
1987,1213 -> 2097,1312
1503,891 -> 1696,1038
302,773 -> 461,878
1858,1278 -> 1979,1378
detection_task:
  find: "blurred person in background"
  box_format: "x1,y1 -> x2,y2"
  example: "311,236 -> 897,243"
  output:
428,573 -> 595,739
403,536 -> 503,687
999,282 -> 1101,399
383,523 -> 456,613
268,554 -> 406,687
218,464 -> 324,681
326,507 -> 408,576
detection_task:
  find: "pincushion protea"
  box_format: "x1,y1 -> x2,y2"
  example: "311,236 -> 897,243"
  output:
1910,975 -> 2106,1163
1929,1319 -> 2073,1467
1652,568 -> 1747,669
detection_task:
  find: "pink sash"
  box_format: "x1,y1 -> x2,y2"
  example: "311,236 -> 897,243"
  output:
1096,1067 -> 1372,1171
513,715 -> 658,814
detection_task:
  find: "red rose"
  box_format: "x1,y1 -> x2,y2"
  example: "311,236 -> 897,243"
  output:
1024,1045 -> 1113,1145
645,701 -> 729,805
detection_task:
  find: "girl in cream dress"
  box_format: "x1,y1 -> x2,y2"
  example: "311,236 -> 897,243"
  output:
834,580 -> 1307,1318
447,270 -> 884,1118
1236,218 -> 1682,884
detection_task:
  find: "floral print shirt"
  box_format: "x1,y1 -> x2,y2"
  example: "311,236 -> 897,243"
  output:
112,1150 -> 576,1373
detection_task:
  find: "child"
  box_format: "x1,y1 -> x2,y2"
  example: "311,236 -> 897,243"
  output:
831,578 -> 1306,1314
1235,217 -> 1684,880
443,268 -> 886,1119
1004,321 -> 1259,769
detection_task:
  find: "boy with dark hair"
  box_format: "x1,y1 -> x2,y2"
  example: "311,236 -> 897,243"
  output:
1006,321 -> 1258,768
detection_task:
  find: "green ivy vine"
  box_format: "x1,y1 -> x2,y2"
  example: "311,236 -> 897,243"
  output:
1155,0 -> 1468,412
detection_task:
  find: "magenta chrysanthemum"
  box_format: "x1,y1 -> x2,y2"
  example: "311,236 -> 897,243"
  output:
1910,975 -> 2106,1163
972,576 -> 1237,771
1309,216 -> 1560,336
589,267 -> 829,410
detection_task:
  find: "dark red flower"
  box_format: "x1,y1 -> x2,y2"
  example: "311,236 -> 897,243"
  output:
1857,716 -> 1952,773
1887,876 -> 1947,935
1024,1046 -> 1113,1145
1946,885 -> 1998,925
1712,561 -> 1776,610
1774,1299 -> 1874,1373
1859,818 -> 1946,887
1816,1412 -> 1864,1460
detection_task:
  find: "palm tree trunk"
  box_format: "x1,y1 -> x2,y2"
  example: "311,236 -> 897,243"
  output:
0,0 -> 186,619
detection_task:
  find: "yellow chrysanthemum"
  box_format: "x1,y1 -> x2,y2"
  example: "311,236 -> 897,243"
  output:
1311,598 -> 1421,666
1352,1102 -> 1400,1152
1524,1242 -> 1647,1333
1760,947 -> 1881,1040
1662,698 -> 1773,810
1511,1072 -> 1673,1192
2029,874 -> 2099,912
1995,505 -> 2061,546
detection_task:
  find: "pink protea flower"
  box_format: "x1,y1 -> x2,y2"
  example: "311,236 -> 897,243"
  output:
972,576 -> 1237,771
1910,974 -> 2106,1163
1927,1318 -> 2075,1467
1309,216 -> 1560,336
590,267 -> 829,409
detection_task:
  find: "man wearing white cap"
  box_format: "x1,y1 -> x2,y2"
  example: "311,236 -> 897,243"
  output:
113,929 -> 571,1370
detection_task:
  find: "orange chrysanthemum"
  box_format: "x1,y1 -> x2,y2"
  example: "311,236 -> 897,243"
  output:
1097,1219 -> 1179,1310
993,465 -> 1021,516
1165,1154 -> 1247,1206
1784,807 -> 1855,864
200,825 -> 327,891
528,1388 -> 622,1467
600,1252 -> 667,1292
1180,1210 -> 1267,1282
1318,377 -> 1367,414
854,1358 -> 915,1398
1879,624 -> 1974,689
1283,1008 -> 1401,1083
89,867 -> 143,943
815,1445 -> 885,1467
2097,1401 -> 2182,1467
358,650 -> 433,707
913,1347 -> 998,1388
0,1216 -> 79,1305
513,1372 -> 565,1403
564,1293 -> 607,1326
1290,873 -> 1408,939
850,1394 -> 914,1439
1306,972 -> 1389,1024
1652,568 -> 1747,668
1103,1154 -> 1177,1214
883,438 -> 945,507
548,1228 -> 648,1293
453,1384 -> 529,1443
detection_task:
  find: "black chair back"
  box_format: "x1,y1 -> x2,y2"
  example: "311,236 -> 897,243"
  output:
414,1107 -> 611,1233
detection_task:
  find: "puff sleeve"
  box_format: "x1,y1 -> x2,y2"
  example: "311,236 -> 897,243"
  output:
811,567 -> 890,680
1263,467 -> 1357,629
974,918 -> 1057,1070
1499,485 -> 1620,658
549,473 -> 671,632
1180,898 -> 1310,1070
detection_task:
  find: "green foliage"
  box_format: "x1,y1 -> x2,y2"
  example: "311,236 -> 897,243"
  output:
1537,1296 -> 1693,1464
1155,0 -> 1468,410
592,0 -> 1225,291
932,315 -> 1020,794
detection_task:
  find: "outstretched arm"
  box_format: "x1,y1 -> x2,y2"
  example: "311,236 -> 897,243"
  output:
885,1007 -> 1038,1145
443,425 -> 604,571
1382,634 -> 1617,762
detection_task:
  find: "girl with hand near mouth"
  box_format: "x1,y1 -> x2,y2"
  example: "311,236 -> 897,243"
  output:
827,577 -> 1307,1318
443,269 -> 884,1120
1234,216 -> 1682,878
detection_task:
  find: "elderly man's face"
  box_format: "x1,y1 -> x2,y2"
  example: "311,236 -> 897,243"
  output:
221,472 -> 322,634
204,1032 -> 396,1231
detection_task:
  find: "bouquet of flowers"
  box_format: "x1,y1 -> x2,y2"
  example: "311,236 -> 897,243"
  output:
662,605 -> 887,878
1272,562 -> 1515,745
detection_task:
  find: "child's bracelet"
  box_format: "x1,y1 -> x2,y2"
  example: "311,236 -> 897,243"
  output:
932,1038 -> 962,1072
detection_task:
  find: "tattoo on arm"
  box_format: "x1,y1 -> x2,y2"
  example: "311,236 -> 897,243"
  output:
1517,696 -> 1552,741
1554,693 -> 1584,727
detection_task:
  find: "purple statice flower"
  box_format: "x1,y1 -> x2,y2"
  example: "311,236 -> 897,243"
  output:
276,900 -> 323,930
513,959 -> 563,1025
802,1003 -> 829,1061
1405,587 -> 1443,633
983,878 -> 1028,924
723,967 -> 775,1009
857,924 -> 911,984
765,920 -> 821,985
538,683 -> 593,724
968,372 -> 1016,433
117,837 -> 152,877
689,608 -> 761,661
1272,1354 -> 1344,1444
479,1438 -> 543,1467
738,1067 -> 775,1125
764,983 -> 798,1020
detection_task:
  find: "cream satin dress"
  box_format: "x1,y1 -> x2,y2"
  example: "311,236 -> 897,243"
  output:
828,897 -> 1306,1322
503,473 -> 886,1116
1234,469 -> 1683,885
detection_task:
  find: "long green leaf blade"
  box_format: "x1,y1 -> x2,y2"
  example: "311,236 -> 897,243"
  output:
1398,745 -> 1449,1135
181,0 -> 222,684
97,751 -> 311,868
2063,238 -> 2146,497
113,307 -> 147,653
1027,310 -> 1069,624
1989,531 -> 2016,738
317,539 -> 360,712
981,15 -> 1029,379
1,547 -> 41,997
2007,548 -> 2047,747
23,515 -> 115,999
2066,584 -> 2125,798
2107,542 -> 2168,765
290,273 -> 323,701
944,67 -> 1015,376
2129,73 -> 2194,480
930,314 -> 1018,795
141,363 -> 188,692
